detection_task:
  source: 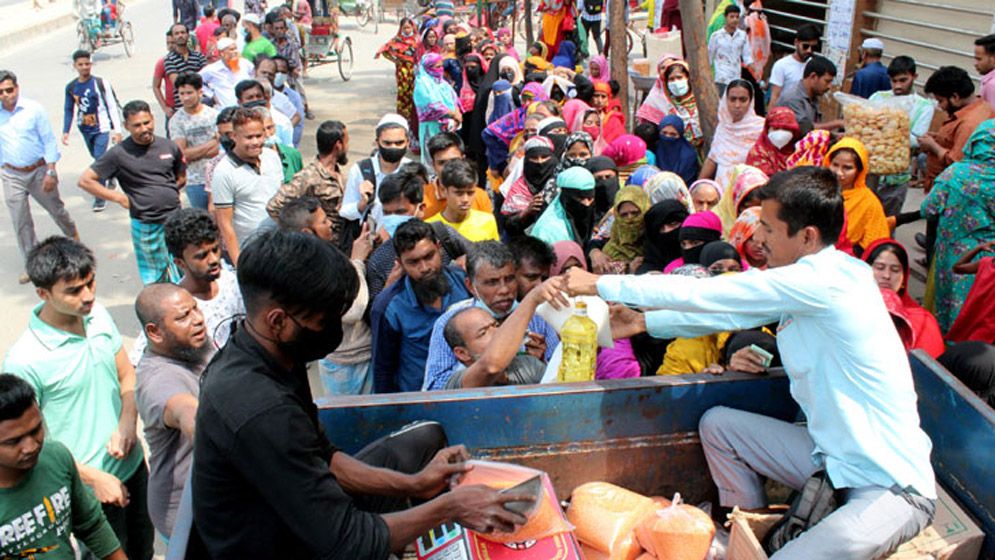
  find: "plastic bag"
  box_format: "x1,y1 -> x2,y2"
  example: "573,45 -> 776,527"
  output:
834,92 -> 911,175
567,482 -> 659,560
635,493 -> 716,560
454,460 -> 573,544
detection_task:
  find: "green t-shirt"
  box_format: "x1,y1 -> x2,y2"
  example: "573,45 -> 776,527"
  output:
2,303 -> 143,481
277,143 -> 303,184
0,441 -> 120,559
243,37 -> 277,62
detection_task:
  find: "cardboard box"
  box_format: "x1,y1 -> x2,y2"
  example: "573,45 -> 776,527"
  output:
726,487 -> 983,560
415,475 -> 582,560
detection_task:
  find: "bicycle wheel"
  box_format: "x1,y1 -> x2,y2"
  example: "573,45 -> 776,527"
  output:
371,3 -> 379,33
357,4 -> 370,27
338,37 -> 354,81
120,21 -> 135,57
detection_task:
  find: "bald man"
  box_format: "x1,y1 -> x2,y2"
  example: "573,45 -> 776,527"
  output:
133,283 -> 215,538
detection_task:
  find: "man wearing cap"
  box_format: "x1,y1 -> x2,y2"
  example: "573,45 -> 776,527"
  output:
199,37 -> 253,108
341,113 -> 413,227
242,13 -> 277,63
850,38 -> 892,99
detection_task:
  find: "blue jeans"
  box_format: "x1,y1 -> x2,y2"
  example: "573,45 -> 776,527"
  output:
185,183 -> 208,209
81,130 -> 110,195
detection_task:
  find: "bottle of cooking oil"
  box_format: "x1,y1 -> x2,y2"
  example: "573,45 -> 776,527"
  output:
558,300 -> 598,383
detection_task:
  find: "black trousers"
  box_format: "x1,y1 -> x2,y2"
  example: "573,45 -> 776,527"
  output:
352,420 -> 449,513
82,463 -> 155,560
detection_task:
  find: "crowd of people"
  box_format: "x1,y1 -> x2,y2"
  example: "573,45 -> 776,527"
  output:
1,0 -> 995,558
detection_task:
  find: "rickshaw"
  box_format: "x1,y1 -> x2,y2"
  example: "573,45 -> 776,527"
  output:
75,0 -> 135,57
338,0 -> 379,30
306,16 -> 354,81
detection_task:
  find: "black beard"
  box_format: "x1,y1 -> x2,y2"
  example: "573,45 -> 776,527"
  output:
411,270 -> 451,306
167,339 -> 214,364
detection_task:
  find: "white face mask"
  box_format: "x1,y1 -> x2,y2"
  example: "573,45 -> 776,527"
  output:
668,79 -> 690,97
768,129 -> 794,149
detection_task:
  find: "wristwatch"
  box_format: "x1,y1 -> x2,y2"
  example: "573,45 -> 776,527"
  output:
45,169 -> 57,178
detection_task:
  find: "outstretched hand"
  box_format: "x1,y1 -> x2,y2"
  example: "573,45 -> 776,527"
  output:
608,304 -> 646,340
528,276 -> 569,309
562,267 -> 600,297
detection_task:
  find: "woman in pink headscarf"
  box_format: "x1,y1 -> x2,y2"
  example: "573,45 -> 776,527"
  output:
495,27 -> 520,60
588,55 -> 609,83
551,240 -> 588,275
663,210 -> 723,272
562,99 -> 607,154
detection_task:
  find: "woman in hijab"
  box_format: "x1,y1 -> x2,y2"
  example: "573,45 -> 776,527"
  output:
603,134 -> 648,184
496,27 -> 520,60
483,82 -> 549,175
716,164 -> 768,232
700,241 -> 745,275
485,79 -> 514,125
551,40 -> 577,69
825,138 -> 889,255
416,26 -> 442,61
542,74 -> 575,104
537,116 -> 569,156
551,240 -> 588,275
701,80 -> 765,188
586,155 -> 619,220
746,106 -> 800,177
497,55 -> 524,85
563,99 -> 607,154
689,179 -> 722,213
588,54 -> 609,83
531,167 -> 598,248
502,136 -> 560,235
592,81 -> 626,143
599,186 -> 651,273
627,165 -> 662,188
638,199 -> 690,274
636,56 -> 703,147
466,53 -> 515,177
459,54 -> 486,114
414,53 -> 461,165
642,170 -> 693,209
561,132 -> 595,170
922,120 -> 995,332
664,210 -> 722,272
863,239 -> 944,358
728,206 -> 766,269
376,17 -> 420,136
655,114 -> 699,186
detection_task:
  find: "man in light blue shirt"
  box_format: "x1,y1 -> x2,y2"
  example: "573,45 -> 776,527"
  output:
561,167 -> 936,559
0,70 -> 78,282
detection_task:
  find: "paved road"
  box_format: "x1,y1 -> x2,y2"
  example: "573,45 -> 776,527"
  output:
0,0 -> 401,351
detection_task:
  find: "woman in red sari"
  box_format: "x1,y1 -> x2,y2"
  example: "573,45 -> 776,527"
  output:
946,240 -> 995,344
863,239 -> 945,358
745,107 -> 800,177
376,18 -> 420,136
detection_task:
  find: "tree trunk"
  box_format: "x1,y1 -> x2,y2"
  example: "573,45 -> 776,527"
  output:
678,0 -> 718,148
525,0 -> 534,48
608,0 -> 628,127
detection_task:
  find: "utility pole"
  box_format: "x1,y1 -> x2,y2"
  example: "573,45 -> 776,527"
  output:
678,0 -> 719,146
608,0 -> 628,125
525,0 -> 534,48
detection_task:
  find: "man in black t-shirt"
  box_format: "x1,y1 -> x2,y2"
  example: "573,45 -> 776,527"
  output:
79,100 -> 186,284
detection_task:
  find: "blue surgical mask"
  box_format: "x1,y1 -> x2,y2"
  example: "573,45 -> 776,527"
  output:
380,214 -> 413,238
264,135 -> 277,147
274,72 -> 288,89
474,297 -> 519,319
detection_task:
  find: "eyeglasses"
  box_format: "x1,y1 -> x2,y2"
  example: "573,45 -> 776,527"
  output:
0,87 -> 15,94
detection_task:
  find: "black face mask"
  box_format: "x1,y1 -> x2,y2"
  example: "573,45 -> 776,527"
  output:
220,135 -> 236,153
278,313 -> 345,363
594,176 -> 619,215
379,146 -> 407,163
681,242 -> 705,265
546,133 -> 567,156
523,156 -> 558,191
561,191 -> 595,243
466,65 -> 482,80
561,156 -> 590,170
499,69 -> 515,81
